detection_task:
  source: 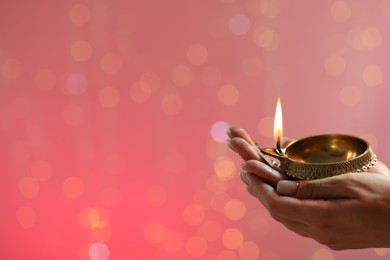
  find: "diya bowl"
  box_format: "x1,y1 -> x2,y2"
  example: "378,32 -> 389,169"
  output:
261,134 -> 377,180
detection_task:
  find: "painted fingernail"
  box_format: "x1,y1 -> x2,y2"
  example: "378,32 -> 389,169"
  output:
277,181 -> 299,195
240,172 -> 250,185
225,139 -> 235,151
225,127 -> 233,138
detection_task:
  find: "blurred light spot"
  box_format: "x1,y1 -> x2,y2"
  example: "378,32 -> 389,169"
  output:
140,71 -> 161,92
360,133 -> 377,151
258,116 -> 273,138
362,27 -> 382,49
312,248 -> 334,260
242,56 -> 263,77
187,44 -> 208,65
218,84 -> 240,106
62,177 -> 84,199
78,208 -> 110,229
253,26 -> 279,51
63,104 -> 84,126
12,141 -> 30,162
217,249 -> 238,260
185,236 -> 208,258
374,248 -> 390,256
16,206 -> 36,228
347,27 -> 382,50
104,154 -> 126,175
183,204 -> 205,225
247,0 -> 280,17
101,187 -> 122,208
100,53 -> 122,74
222,228 -> 244,249
208,18 -> 229,39
339,85 -> 360,107
35,69 -> 56,90
229,14 -> 250,35
30,160 -> 52,181
214,156 -> 236,181
200,66 -> 221,87
19,177 -> 40,198
2,59 -> 22,80
129,81 -> 152,103
324,54 -> 346,76
362,65 -> 382,86
66,73 -> 87,95
164,152 -> 186,173
211,192 -> 231,212
171,65 -> 193,86
98,86 -> 120,108
145,185 -> 167,207
161,231 -> 183,252
161,94 -> 183,115
144,222 -> 166,244
198,220 -> 221,242
69,4 -> 90,26
71,40 -> 93,62
224,199 -> 246,221
331,1 -> 351,22
210,121 -> 229,143
88,242 -> 110,260
91,224 -> 112,242
238,241 -> 260,260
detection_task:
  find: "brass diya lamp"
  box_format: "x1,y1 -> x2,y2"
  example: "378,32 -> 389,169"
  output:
259,98 -> 377,180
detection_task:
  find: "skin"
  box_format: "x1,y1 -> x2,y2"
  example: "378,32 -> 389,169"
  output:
226,126 -> 390,250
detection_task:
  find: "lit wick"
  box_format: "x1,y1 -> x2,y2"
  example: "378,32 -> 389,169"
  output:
274,97 -> 283,155
276,136 -> 282,154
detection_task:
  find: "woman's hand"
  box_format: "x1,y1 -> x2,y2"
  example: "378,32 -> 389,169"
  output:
226,126 -> 390,250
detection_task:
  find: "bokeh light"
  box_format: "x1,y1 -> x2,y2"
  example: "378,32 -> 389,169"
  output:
247,0 -> 280,17
331,1 -> 351,22
62,177 -> 85,199
218,84 -> 240,106
185,236 -> 208,258
183,203 -> 205,225
224,199 -> 246,221
238,241 -> 260,260
161,231 -> 184,253
66,73 -> 88,95
253,26 -> 279,51
129,81 -> 152,103
2,58 -> 22,80
222,228 -> 244,249
98,86 -> 120,108
258,116 -> 273,138
214,156 -> 236,181
144,222 -> 166,244
69,4 -> 90,26
171,65 -> 193,87
19,177 -> 40,198
312,248 -> 334,260
187,44 -> 208,66
324,54 -> 346,76
339,85 -> 361,107
229,14 -> 251,36
210,121 -> 229,143
88,242 -> 110,260
161,93 -> 183,115
362,65 -> 383,86
16,207 -> 36,228
71,40 -> 93,62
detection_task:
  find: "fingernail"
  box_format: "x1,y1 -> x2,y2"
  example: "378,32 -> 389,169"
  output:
225,127 -> 233,138
240,172 -> 250,184
225,139 -> 235,151
240,163 -> 248,171
277,181 -> 299,195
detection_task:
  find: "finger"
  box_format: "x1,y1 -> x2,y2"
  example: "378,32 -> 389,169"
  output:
242,160 -> 289,187
369,161 -> 390,176
229,137 -> 261,161
226,126 -> 255,145
276,173 -> 363,199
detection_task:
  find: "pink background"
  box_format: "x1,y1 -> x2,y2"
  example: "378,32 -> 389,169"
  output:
1,0 -> 390,259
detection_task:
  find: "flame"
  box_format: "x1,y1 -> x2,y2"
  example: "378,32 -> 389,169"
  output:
273,97 -> 283,143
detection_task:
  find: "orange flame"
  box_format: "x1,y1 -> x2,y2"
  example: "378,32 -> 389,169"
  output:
273,97 -> 283,146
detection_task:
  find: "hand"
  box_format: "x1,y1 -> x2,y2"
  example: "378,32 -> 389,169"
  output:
226,126 -> 390,250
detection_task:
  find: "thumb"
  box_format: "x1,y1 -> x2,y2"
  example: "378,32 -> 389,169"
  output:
276,175 -> 353,199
